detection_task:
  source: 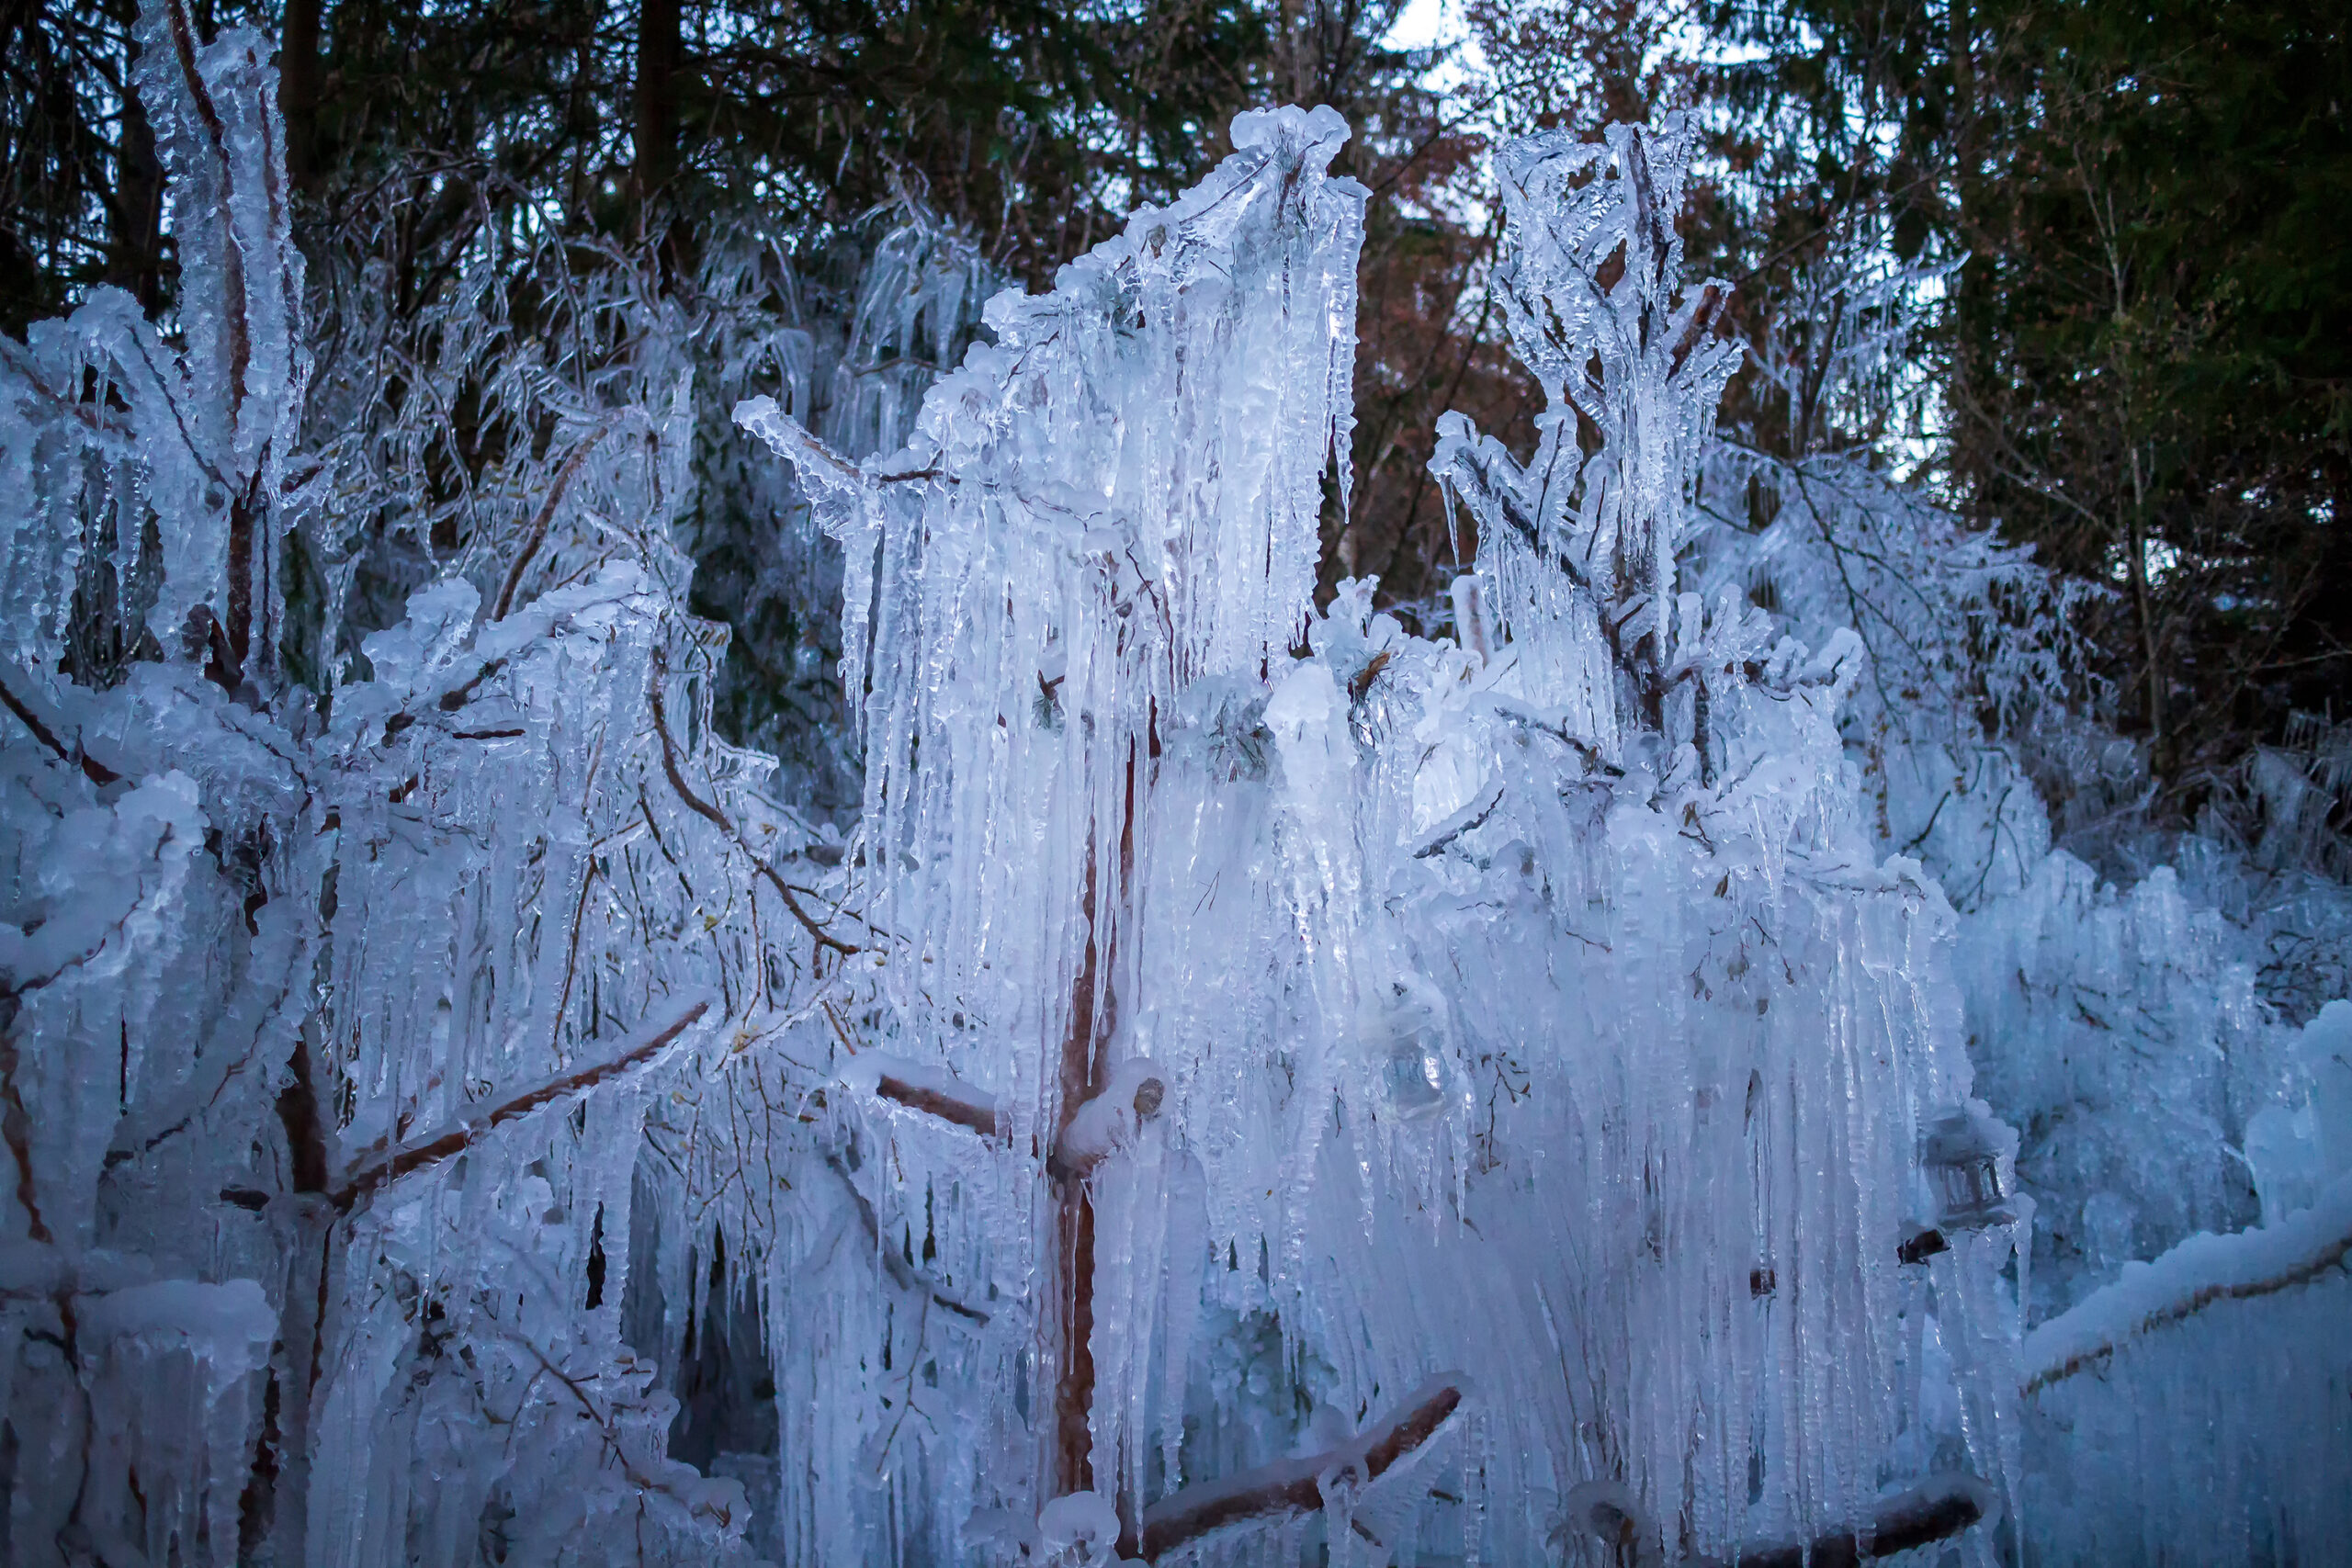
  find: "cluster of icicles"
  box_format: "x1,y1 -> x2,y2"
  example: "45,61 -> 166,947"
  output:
4,7 -> 2346,1565
735,107 -> 2024,1567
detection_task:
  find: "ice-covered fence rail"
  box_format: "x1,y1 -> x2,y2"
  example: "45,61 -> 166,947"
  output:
2021,1169 -> 2352,1394
2020,1171 -> 2352,1563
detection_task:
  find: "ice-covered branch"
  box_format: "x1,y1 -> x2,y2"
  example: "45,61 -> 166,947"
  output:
1125,1376 -> 1466,1560
840,1053 -> 1004,1139
1048,1059 -> 1167,1179
0,668 -> 123,786
646,654 -> 859,955
1709,1475 -> 1991,1567
819,1145 -> 990,1324
2021,1173 -> 2352,1397
334,996 -> 713,1209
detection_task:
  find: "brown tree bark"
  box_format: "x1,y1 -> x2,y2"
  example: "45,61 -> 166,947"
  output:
107,0 -> 166,312
277,0 -> 322,185
634,0 -> 682,211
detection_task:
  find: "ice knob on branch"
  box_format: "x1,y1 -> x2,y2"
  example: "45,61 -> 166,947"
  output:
1052,1058 -> 1168,1179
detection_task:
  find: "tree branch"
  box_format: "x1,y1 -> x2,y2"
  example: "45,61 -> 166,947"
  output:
845,1055 -> 1003,1139
334,996 -> 711,1211
1125,1375 -> 1467,1561
1698,1474 -> 1990,1567
647,657 -> 859,955
0,666 -> 122,786
1558,1472 -> 1991,1568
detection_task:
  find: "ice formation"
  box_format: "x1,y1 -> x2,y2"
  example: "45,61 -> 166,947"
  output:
738,111 -> 2033,1565
3,7 -> 2346,1563
2,6 -> 808,1563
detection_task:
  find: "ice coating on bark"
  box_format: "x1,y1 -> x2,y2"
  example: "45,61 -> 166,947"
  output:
0,6 -> 820,1562
735,112 -> 2030,1566
5,13 -> 2343,1557
2020,1171 -> 2352,1562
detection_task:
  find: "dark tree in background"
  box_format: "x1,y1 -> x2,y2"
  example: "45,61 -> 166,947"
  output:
1713,0 -> 2352,844
7,0 -> 2348,838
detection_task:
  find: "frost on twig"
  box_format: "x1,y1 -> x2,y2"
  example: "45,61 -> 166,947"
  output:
1124,1376 -> 1466,1560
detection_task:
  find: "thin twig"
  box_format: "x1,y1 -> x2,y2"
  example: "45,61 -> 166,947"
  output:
646,657 -> 858,956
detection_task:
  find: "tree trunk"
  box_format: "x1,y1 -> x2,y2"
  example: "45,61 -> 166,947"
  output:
278,0 -> 322,185
108,0 -> 166,312
634,0 -> 682,212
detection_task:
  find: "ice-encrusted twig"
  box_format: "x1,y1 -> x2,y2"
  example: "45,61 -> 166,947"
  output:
1123,1375 -> 1466,1560
647,651 -> 861,955
0,665 -> 123,786
840,1052 -> 1004,1139
819,1144 -> 990,1325
2021,1171 -> 2352,1396
335,995 -> 713,1209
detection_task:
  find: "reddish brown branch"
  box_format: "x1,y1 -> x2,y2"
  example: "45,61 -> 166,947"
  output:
494,420 -> 620,620
1561,1472 -> 1989,1568
334,998 -> 709,1210
1053,827 -> 1106,1496
0,1015 -> 52,1243
873,1071 -> 1001,1138
1695,1474 -> 1989,1568
1127,1377 -> 1467,1561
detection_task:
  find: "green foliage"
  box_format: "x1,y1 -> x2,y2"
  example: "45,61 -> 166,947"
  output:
1716,0 -> 2352,818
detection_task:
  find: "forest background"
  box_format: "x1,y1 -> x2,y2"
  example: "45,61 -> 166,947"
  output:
7,0 -> 2347,851
3,2 -> 2350,1561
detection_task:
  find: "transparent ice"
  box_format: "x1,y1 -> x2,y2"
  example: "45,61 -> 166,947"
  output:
2,15 -> 2346,1565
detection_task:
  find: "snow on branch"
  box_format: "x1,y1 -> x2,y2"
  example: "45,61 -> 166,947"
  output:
335,995 -> 714,1210
2022,1171 -> 2352,1397
1125,1375 -> 1466,1561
